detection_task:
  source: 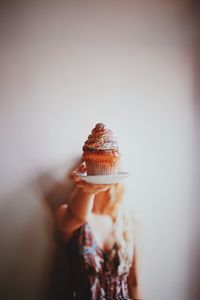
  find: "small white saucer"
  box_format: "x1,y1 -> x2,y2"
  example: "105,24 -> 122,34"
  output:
77,171 -> 129,184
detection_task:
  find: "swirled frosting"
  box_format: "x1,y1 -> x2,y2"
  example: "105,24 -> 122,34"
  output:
83,123 -> 119,152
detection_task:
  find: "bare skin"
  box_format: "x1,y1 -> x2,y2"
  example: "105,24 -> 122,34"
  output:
55,162 -> 144,300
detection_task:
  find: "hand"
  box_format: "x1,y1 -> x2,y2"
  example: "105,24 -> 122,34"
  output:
70,161 -> 111,195
76,180 -> 111,195
69,161 -> 87,180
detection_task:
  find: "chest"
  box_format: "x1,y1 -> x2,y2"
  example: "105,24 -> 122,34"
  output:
87,214 -> 116,253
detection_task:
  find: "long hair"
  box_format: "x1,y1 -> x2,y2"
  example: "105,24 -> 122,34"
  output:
103,183 -> 135,275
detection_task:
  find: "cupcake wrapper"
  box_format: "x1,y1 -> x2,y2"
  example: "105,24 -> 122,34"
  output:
85,161 -> 119,175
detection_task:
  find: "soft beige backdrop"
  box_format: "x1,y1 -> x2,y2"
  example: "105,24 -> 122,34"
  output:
0,1 -> 199,299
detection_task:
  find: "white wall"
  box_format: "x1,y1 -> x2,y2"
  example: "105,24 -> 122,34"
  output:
0,1 -> 198,299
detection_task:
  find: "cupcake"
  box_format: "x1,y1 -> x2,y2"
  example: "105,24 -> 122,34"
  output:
82,123 -> 121,175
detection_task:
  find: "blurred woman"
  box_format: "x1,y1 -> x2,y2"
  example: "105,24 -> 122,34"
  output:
55,162 -> 144,300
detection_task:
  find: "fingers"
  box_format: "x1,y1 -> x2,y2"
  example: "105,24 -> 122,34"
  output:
77,180 -> 110,189
77,161 -> 87,173
70,171 -> 80,182
76,180 -> 111,195
69,161 -> 87,180
69,162 -> 111,194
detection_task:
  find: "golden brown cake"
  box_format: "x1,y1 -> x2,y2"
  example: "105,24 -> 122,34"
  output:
82,123 -> 121,175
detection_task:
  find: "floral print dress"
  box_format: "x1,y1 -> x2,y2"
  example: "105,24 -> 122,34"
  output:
66,223 -> 131,300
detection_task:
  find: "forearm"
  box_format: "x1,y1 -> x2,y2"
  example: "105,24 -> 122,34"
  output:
55,187 -> 95,240
56,167 -> 111,241
68,187 -> 95,222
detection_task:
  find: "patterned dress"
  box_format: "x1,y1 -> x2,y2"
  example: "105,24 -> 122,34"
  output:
66,222 -> 132,300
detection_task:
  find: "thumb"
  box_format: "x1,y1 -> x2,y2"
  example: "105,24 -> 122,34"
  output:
78,161 -> 87,173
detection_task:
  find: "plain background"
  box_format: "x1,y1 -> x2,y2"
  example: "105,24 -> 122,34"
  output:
0,1 -> 199,299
